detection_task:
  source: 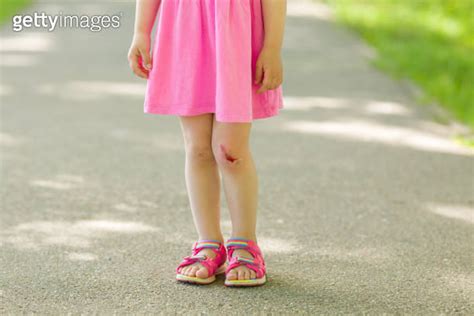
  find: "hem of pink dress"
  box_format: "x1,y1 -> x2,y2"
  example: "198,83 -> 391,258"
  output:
144,103 -> 283,123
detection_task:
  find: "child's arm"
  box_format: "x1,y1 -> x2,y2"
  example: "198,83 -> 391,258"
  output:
128,0 -> 161,79
255,0 -> 287,93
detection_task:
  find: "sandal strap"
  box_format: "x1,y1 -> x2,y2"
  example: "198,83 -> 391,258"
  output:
226,238 -> 263,259
193,240 -> 222,251
176,240 -> 226,276
188,254 -> 207,260
225,238 -> 266,278
236,256 -> 255,264
226,255 -> 266,279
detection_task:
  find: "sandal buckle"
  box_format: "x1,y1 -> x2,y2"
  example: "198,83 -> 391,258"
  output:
190,254 -> 207,260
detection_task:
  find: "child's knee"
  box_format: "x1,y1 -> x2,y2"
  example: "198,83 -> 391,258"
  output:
212,143 -> 246,168
185,143 -> 215,163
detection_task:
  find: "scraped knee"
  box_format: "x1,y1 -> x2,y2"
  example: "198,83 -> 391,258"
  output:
213,143 -> 244,168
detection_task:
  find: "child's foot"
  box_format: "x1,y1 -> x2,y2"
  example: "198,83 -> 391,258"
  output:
176,240 -> 227,285
178,247 -> 217,279
226,249 -> 257,280
225,238 -> 267,287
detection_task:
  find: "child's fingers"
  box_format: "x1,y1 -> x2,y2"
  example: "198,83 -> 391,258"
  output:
140,48 -> 152,71
257,71 -> 283,94
271,75 -> 283,89
270,69 -> 282,89
257,71 -> 273,94
255,61 -> 264,84
132,57 -> 148,79
128,49 -> 148,79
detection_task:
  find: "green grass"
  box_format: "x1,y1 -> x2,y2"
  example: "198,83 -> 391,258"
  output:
455,135 -> 474,148
0,0 -> 32,24
325,0 -> 474,130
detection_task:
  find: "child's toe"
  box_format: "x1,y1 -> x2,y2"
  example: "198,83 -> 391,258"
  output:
183,266 -> 191,276
190,265 -> 200,276
195,266 -> 209,279
250,270 -> 256,279
238,270 -> 246,280
227,269 -> 238,280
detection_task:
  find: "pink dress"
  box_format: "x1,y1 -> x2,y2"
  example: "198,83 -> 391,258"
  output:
144,0 -> 284,123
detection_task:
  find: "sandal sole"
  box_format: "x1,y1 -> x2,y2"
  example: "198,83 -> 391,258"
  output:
224,275 -> 266,287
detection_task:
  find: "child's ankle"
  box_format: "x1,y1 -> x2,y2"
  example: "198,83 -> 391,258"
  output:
228,235 -> 257,243
198,236 -> 224,243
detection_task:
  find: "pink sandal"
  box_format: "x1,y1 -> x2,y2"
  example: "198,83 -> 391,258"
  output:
225,237 -> 267,287
176,240 -> 227,285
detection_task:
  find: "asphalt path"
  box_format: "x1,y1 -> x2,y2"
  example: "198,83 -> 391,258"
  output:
1,0 -> 473,314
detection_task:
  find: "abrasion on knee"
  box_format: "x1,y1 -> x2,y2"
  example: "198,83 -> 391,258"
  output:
219,144 -> 241,164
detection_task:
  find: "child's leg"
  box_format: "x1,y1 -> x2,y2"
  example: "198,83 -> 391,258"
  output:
211,117 -> 259,281
178,114 -> 224,278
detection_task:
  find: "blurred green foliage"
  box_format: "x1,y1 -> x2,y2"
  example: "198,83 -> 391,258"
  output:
0,0 -> 32,24
326,0 -> 474,129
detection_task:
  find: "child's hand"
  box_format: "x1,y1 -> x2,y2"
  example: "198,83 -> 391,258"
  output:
255,48 -> 283,94
128,33 -> 152,79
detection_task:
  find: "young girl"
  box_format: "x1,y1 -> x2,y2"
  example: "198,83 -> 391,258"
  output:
128,0 -> 286,287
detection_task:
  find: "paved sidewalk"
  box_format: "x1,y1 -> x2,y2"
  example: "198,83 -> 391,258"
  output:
1,0 -> 473,314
